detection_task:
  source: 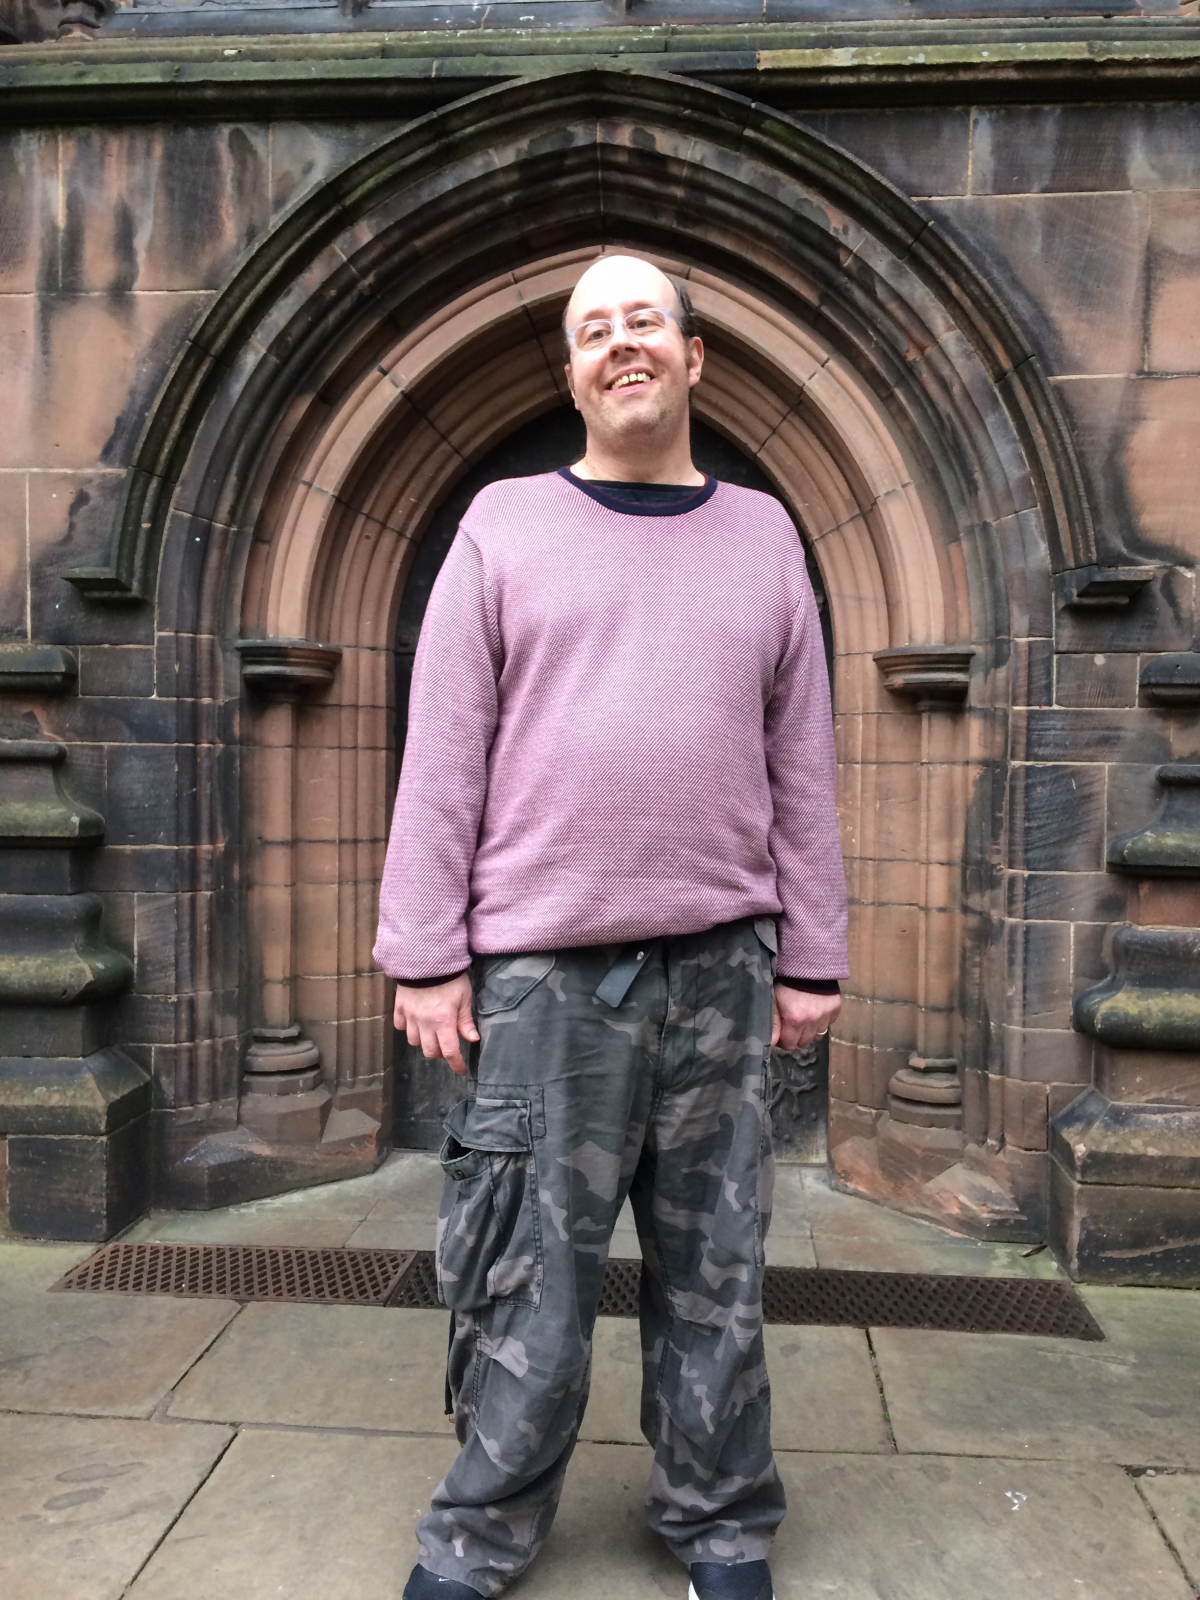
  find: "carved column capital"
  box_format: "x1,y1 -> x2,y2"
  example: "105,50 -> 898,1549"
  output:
873,646 -> 975,711
237,638 -> 342,701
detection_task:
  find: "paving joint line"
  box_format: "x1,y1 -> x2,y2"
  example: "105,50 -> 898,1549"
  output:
864,1329 -> 899,1454
147,1299 -> 247,1425
116,1427 -> 239,1599
1130,1471 -> 1200,1600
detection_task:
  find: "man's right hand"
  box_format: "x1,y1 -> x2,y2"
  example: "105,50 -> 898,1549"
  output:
393,973 -> 479,1077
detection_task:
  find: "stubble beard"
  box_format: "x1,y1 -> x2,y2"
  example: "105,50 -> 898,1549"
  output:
591,384 -> 681,457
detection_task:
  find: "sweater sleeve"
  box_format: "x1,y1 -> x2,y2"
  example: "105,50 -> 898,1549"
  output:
373,531 -> 501,980
765,578 -> 849,981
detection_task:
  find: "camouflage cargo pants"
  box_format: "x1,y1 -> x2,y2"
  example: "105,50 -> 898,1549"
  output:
416,916 -> 786,1596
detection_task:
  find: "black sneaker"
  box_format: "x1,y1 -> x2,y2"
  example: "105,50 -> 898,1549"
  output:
688,1560 -> 775,1600
402,1564 -> 482,1600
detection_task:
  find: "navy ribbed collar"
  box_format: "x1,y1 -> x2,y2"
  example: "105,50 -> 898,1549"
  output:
558,466 -> 719,517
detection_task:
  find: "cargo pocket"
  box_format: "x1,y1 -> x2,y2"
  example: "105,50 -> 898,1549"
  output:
436,1089 -> 544,1311
474,952 -> 555,1016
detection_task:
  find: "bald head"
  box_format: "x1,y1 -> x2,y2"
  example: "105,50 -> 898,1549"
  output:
563,255 -> 698,356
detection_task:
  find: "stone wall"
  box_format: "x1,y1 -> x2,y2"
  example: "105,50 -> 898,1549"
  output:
0,35 -> 1198,1277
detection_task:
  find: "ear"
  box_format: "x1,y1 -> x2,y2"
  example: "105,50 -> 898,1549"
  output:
686,336 -> 704,389
565,364 -> 579,410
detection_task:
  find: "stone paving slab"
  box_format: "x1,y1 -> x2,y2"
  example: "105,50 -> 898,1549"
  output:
168,1303 -> 456,1433
769,1452 -> 1194,1600
127,1428 -> 460,1600
1138,1472 -> 1200,1593
0,1413 -> 232,1600
872,1286 -> 1200,1466
0,1243 -> 238,1418
581,1320 -> 889,1453
124,1432 -> 1195,1600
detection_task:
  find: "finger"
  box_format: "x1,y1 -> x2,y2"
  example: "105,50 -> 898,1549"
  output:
436,1016 -> 465,1067
771,998 -> 782,1049
405,1017 -> 421,1049
418,1021 -> 445,1061
393,994 -> 407,1031
458,997 -> 480,1044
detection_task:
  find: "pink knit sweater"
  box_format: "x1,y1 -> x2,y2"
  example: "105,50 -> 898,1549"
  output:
373,470 -> 848,982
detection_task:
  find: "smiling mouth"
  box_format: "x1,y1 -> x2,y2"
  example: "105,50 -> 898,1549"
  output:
609,371 -> 653,391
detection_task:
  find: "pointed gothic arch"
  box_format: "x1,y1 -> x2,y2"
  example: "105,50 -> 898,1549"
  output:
85,67 -> 1091,1229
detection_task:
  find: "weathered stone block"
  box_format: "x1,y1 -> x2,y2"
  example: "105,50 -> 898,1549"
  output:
1050,1156 -> 1200,1285
7,1113 -> 149,1240
0,1046 -> 149,1136
921,191 -> 1148,379
1051,1086 -> 1200,1188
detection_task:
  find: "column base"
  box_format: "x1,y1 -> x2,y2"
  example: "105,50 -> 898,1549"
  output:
0,1047 -> 152,1240
829,1101 -> 1042,1242
6,1115 -> 150,1240
153,1081 -> 388,1211
1048,1087 -> 1200,1283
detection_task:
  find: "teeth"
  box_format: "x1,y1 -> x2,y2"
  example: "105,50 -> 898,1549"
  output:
611,372 -> 651,389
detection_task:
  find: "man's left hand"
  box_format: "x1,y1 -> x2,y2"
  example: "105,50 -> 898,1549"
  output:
773,985 -> 840,1052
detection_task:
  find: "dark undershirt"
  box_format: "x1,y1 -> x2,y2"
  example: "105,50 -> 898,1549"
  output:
557,467 -> 719,516
398,469 -> 840,996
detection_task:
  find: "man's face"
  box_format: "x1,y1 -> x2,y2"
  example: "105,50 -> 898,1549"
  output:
563,257 -> 703,451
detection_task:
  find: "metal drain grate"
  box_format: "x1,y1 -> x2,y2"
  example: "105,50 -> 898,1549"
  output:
594,1258 -> 1101,1339
54,1244 -> 1103,1340
388,1249 -> 441,1308
54,1242 -> 415,1307
759,1265 -> 1104,1340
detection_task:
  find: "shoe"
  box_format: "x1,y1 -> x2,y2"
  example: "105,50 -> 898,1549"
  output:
402,1564 -> 483,1600
688,1559 -> 774,1600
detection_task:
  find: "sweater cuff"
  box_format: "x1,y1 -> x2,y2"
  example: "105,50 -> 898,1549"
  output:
776,975 -> 841,995
393,970 -> 469,988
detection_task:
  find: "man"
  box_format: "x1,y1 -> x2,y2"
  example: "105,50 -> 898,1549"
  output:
374,253 -> 847,1600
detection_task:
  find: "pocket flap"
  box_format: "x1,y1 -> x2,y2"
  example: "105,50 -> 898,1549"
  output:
753,917 -> 779,955
474,953 -> 555,1015
444,1094 -> 534,1153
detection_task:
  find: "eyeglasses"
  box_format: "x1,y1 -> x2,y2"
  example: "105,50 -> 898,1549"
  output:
566,307 -> 678,354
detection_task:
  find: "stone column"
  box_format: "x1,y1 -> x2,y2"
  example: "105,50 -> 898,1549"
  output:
0,653 -> 147,1240
1052,756 -> 1200,1283
871,646 -> 974,1186
235,641 -> 341,1145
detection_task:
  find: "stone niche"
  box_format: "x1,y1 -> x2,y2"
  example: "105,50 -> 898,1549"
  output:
1053,759 -> 1200,1284
0,681 -> 149,1240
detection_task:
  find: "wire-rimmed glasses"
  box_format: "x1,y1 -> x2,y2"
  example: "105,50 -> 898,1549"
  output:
566,307 -> 678,354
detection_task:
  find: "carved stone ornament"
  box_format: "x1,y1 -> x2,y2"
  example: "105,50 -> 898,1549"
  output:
1056,565 -> 1158,609
1106,763 -> 1200,878
1140,654 -> 1200,707
56,0 -> 116,39
0,733 -> 104,848
237,638 -> 343,699
873,646 -> 975,711
1073,926 -> 1200,1052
